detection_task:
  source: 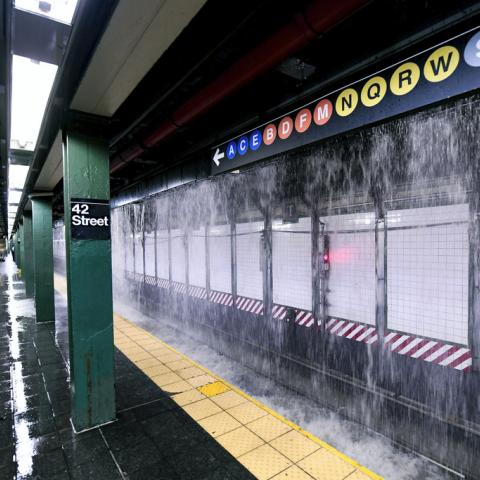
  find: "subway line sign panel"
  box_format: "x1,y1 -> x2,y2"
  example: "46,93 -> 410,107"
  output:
211,27 -> 480,174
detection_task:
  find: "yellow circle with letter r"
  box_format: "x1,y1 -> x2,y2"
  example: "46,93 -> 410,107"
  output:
335,88 -> 358,117
361,76 -> 387,107
424,45 -> 459,82
390,62 -> 420,96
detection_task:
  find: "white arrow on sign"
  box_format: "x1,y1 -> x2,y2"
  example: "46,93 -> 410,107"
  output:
212,148 -> 224,166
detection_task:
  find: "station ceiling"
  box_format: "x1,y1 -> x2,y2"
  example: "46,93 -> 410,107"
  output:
104,0 -> 480,193
2,0 -> 480,232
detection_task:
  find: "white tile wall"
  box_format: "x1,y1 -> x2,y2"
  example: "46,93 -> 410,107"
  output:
53,224 -> 65,260
134,204 -> 144,275
125,233 -> 134,273
170,228 -> 186,283
156,229 -> 169,280
323,212 -> 376,325
189,227 -> 206,288
387,203 -> 469,345
209,224 -> 231,293
134,233 -> 143,275
272,217 -> 312,310
236,221 -> 263,300
144,232 -> 155,277
109,212 -> 120,270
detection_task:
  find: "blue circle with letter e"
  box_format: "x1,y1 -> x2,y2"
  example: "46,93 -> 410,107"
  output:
238,136 -> 249,156
249,130 -> 262,151
226,141 -> 237,160
464,31 -> 480,67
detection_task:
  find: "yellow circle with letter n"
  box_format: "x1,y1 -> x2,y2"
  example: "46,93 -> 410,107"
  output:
335,88 -> 358,117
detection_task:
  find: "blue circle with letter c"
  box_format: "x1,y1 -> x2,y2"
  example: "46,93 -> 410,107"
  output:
238,136 -> 249,156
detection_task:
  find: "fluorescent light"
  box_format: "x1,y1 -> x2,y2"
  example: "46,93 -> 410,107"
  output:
9,164 -> 29,190
10,55 -> 58,151
14,0 -> 78,24
8,190 -> 22,204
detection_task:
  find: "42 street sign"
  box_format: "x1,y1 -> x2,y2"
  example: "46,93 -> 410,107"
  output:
70,198 -> 111,240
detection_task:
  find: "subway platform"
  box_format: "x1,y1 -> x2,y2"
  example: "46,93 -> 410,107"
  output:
1,257 -> 379,480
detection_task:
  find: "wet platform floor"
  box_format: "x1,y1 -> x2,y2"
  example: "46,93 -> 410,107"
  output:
0,264 -> 256,479
0,259 -> 380,480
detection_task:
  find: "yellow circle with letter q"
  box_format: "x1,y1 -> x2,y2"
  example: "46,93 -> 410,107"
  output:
335,88 -> 358,117
361,76 -> 387,107
390,62 -> 420,96
424,45 -> 459,82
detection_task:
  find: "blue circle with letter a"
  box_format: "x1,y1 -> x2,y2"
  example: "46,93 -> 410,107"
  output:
238,136 -> 249,156
226,141 -> 237,160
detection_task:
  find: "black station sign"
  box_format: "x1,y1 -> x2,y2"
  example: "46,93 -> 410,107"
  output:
211,27 -> 480,174
70,198 -> 110,240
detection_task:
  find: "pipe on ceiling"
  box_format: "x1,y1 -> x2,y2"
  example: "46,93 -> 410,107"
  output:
110,0 -> 367,174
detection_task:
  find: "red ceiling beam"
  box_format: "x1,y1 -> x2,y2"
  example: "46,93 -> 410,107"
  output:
111,0 -> 367,173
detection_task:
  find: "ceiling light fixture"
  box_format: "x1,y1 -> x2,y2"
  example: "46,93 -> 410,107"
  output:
10,55 -> 58,151
14,0 -> 78,24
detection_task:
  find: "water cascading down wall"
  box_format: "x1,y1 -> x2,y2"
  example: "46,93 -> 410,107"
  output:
54,94 -> 480,476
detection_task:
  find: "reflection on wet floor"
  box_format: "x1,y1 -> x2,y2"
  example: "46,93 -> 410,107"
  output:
0,258 -> 256,479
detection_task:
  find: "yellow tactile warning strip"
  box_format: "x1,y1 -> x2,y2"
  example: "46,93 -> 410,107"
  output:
113,316 -> 382,480
53,274 -> 381,480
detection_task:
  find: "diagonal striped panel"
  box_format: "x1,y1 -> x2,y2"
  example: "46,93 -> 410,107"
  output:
145,275 -> 156,286
327,318 -> 379,345
384,331 -> 472,372
171,281 -> 187,294
189,285 -> 208,299
272,304 -> 316,328
156,277 -> 170,289
209,290 -> 234,306
236,296 -> 264,316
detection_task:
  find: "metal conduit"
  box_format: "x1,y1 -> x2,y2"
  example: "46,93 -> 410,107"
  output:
110,0 -> 367,173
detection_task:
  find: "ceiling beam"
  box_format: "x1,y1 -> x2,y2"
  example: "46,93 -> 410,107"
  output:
12,8 -> 71,65
11,0 -> 119,236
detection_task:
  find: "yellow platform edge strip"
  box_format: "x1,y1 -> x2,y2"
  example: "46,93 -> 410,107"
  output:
54,274 -> 381,480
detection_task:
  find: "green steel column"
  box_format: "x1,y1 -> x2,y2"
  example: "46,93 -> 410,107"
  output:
16,227 -> 22,270
63,123 -> 115,431
23,212 -> 35,297
19,223 -> 25,275
31,195 -> 55,323
12,234 -> 17,264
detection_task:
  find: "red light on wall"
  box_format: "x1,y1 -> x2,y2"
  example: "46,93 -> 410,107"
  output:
323,251 -> 330,271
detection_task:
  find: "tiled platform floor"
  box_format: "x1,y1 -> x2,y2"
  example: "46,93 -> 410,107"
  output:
112,316 -> 380,480
0,263 -> 257,479
1,257 -> 380,480
55,273 -> 380,480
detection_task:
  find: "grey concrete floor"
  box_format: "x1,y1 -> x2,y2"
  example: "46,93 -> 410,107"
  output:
0,257 -> 254,479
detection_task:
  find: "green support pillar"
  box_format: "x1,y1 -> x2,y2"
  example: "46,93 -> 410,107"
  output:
19,222 -> 25,275
63,119 -> 115,431
23,212 -> 35,297
12,234 -> 16,263
16,227 -> 22,270
31,195 -> 55,323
